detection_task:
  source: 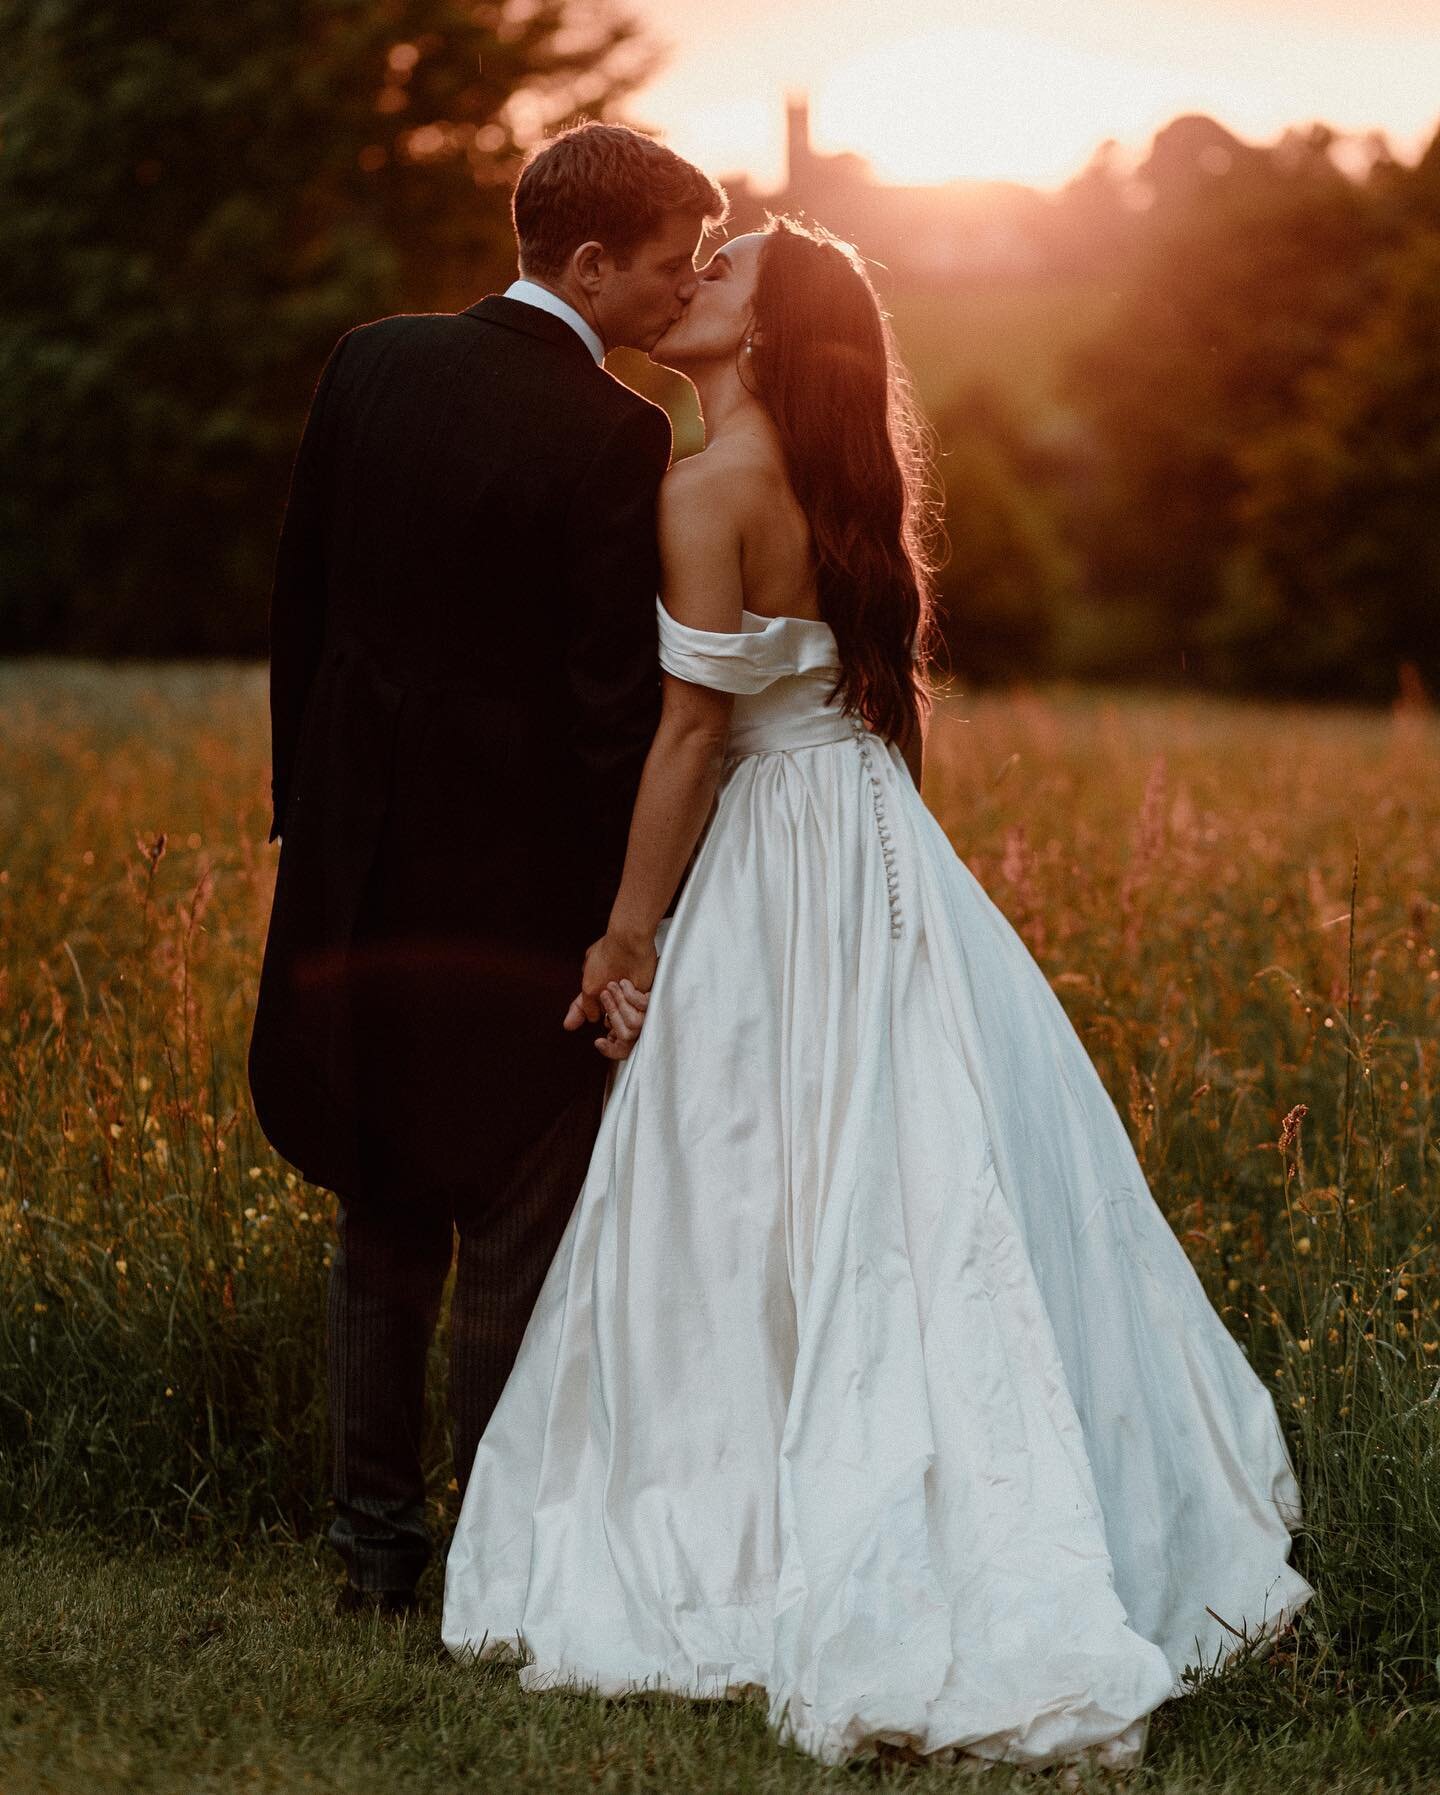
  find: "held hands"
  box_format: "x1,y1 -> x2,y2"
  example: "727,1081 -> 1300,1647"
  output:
562,930 -> 658,1060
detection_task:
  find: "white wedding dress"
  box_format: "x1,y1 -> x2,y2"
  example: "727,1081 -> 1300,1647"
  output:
441,599 -> 1312,1770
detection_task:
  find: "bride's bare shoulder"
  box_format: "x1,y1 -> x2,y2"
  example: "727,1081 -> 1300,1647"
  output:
657,448 -> 746,546
661,440 -> 785,523
657,452 -> 746,628
660,445 -> 735,502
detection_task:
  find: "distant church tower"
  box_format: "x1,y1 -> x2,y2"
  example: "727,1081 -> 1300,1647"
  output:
785,92 -> 813,191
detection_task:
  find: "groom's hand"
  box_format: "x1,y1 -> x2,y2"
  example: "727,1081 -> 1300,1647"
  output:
563,932 -> 657,1058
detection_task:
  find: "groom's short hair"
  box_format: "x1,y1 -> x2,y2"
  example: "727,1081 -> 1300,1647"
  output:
513,122 -> 728,279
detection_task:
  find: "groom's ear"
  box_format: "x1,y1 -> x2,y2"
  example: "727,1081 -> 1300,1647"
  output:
571,240 -> 608,293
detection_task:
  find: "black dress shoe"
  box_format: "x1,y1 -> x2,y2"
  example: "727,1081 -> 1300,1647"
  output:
334,1582 -> 420,1620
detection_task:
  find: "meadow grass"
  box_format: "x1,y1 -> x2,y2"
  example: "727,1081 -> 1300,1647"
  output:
4,1535 -> 1440,1795
1,659 -> 1438,1789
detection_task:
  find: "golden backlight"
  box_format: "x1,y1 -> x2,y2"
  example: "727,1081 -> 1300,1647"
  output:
638,1 -> 1440,190
813,26 -> 1220,189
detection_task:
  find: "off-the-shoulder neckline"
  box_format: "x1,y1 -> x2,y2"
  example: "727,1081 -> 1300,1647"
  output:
658,600 -> 833,636
742,607 -> 831,628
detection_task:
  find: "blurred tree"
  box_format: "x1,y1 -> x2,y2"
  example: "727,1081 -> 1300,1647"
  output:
1213,229 -> 1440,698
931,383 -> 1079,685
0,0 -> 653,653
1058,115 -> 1406,685
1042,138 -> 1144,277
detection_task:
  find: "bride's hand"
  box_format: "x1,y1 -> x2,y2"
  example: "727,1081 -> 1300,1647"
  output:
595,979 -> 650,1060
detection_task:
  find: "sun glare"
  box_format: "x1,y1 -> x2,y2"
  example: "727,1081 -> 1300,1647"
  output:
640,2 -> 1440,192
811,25 -> 1254,189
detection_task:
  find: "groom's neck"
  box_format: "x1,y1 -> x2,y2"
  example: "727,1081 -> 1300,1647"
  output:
517,269 -> 610,352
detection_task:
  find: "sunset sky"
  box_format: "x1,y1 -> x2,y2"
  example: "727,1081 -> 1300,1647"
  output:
627,0 -> 1440,189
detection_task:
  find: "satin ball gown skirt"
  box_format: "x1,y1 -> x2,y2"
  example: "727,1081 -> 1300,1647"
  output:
441,604 -> 1312,1769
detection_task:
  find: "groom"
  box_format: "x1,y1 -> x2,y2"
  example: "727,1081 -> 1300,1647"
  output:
248,122 -> 727,1612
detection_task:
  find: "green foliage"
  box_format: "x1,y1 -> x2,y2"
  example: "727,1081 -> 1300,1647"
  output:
1054,117 -> 1439,694
871,118 -> 1440,698
930,383 -> 1079,685
0,0 -> 650,654
1220,231 -> 1440,697
1060,123 -> 1395,663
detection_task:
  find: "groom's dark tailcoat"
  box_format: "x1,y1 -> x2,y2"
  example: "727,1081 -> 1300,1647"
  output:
248,298 -> 672,1201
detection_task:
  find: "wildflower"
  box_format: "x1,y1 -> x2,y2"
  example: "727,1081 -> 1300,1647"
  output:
1226,1277 -> 1240,1294
115,1259 -> 127,1277
1395,1286 -> 1409,1302
1424,1343 -> 1437,1357
109,1122 -> 123,1139
137,1075 -> 152,1092
1327,1328 -> 1340,1344
1396,1322 -> 1409,1339
1297,1237 -> 1312,1255
1297,1338 -> 1312,1354
248,1166 -> 263,1181
244,1206 -> 258,1221
1279,1104 -> 1308,1153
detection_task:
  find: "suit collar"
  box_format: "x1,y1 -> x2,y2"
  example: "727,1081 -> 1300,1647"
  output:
460,294 -> 604,368
502,279 -> 606,363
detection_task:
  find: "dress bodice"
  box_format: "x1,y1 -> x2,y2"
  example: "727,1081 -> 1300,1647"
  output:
656,598 -> 855,756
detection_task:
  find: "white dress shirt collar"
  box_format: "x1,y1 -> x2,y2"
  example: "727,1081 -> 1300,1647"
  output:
503,278 -> 606,366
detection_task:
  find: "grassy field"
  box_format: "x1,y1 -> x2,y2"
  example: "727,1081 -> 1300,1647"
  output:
5,1536 -> 1440,1795
2,660 -> 1439,1790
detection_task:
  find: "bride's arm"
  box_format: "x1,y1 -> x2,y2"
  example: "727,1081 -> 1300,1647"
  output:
563,464 -> 740,1046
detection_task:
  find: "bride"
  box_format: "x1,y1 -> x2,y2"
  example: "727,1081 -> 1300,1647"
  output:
441,215 -> 1312,1770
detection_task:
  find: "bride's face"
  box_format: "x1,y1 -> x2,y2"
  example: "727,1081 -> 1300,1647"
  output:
649,232 -> 765,371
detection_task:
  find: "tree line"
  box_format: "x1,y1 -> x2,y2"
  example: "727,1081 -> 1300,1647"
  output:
0,0 -> 648,654
935,115 -> 1440,700
1,6 -> 1435,702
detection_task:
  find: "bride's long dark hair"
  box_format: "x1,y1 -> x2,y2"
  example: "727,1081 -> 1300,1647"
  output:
744,215 -> 942,745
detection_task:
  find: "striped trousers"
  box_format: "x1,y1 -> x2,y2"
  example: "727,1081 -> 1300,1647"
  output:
326,1073 -> 606,1594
